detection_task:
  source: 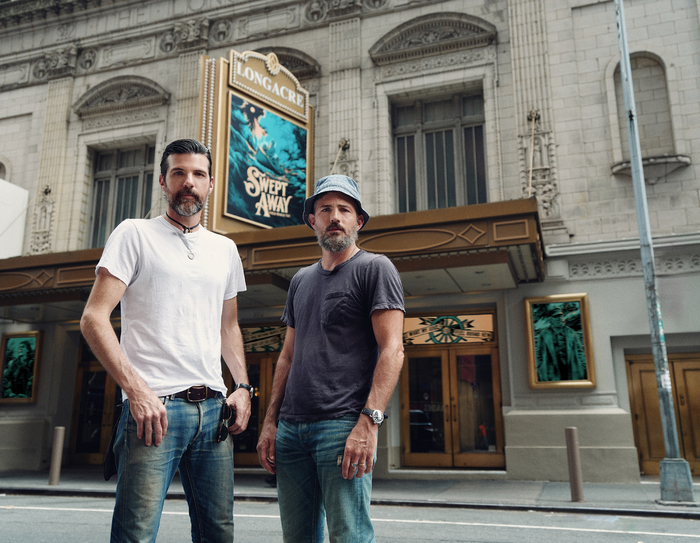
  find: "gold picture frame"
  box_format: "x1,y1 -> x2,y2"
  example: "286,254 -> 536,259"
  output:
525,294 -> 595,389
0,331 -> 42,403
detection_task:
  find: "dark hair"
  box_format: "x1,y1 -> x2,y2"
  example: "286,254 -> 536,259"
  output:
159,139 -> 212,178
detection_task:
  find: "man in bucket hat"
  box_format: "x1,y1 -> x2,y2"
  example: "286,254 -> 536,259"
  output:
258,174 -> 405,542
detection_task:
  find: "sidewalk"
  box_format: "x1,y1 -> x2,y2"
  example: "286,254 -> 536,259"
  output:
1,465 -> 699,520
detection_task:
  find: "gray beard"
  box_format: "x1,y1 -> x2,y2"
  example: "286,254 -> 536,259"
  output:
166,191 -> 205,217
317,227 -> 358,253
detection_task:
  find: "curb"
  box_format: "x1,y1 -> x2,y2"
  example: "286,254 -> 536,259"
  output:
3,487 -> 700,520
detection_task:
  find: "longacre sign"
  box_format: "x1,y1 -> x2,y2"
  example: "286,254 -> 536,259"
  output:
229,50 -> 309,123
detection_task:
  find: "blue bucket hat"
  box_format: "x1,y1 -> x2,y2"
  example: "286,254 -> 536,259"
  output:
303,174 -> 370,230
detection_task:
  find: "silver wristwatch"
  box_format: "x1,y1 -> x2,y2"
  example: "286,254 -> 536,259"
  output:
234,383 -> 254,399
361,408 -> 385,427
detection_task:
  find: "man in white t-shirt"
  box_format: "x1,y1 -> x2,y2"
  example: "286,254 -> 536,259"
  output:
81,139 -> 251,543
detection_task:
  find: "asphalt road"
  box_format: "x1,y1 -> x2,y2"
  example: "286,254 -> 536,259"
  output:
1,494 -> 699,542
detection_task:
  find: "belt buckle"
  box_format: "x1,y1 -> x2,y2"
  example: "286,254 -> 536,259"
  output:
186,386 -> 207,402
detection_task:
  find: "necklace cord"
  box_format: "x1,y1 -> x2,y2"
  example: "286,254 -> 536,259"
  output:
166,212 -> 200,234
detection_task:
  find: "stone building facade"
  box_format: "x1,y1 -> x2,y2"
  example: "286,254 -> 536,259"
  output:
1,0 -> 699,482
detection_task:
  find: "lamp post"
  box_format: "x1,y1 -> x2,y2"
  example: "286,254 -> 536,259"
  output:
614,0 -> 695,503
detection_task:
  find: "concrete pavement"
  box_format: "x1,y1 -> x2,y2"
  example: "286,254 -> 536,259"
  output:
1,466 -> 699,520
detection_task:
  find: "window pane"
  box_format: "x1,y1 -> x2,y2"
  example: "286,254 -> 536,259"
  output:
445,130 -> 456,207
424,100 -> 455,122
406,136 -> 416,212
91,179 -> 110,248
464,127 -> 477,205
396,137 -> 417,213
435,132 -> 446,209
474,125 -> 486,204
115,176 -> 140,224
147,146 -> 156,165
462,94 -> 484,117
425,132 -> 436,209
464,125 -> 487,205
143,173 -> 153,218
96,152 -> 114,173
394,105 -> 416,128
397,137 -> 407,213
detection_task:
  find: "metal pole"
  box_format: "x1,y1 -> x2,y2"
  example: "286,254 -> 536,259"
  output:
565,427 -> 584,502
48,426 -> 65,486
613,0 -> 695,503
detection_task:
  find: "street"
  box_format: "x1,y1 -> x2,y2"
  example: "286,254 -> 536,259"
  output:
1,494 -> 699,542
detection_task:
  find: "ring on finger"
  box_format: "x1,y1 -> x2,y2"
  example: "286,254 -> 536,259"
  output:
352,462 -> 358,468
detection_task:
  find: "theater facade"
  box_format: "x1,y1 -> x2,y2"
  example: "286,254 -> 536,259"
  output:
1,0 -> 699,482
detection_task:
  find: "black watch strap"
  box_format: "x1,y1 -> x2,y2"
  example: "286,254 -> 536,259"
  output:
234,383 -> 254,399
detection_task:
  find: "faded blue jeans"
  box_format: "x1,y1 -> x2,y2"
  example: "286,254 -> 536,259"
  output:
275,415 -> 375,543
111,395 -> 234,543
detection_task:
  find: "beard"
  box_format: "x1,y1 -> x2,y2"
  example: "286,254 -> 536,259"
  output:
317,222 -> 359,253
166,188 -> 205,217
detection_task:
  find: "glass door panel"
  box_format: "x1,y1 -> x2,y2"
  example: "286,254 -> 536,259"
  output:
451,348 -> 505,468
401,351 -> 453,467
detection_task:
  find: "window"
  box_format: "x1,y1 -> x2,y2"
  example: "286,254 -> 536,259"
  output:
393,93 -> 486,213
614,56 -> 673,160
90,145 -> 155,248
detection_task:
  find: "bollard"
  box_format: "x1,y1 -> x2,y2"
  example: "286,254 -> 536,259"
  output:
565,427 -> 584,502
48,426 -> 65,486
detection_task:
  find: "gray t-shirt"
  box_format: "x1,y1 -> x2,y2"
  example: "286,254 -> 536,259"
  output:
280,250 -> 405,422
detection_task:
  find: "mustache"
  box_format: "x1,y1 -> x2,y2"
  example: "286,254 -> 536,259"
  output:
325,221 -> 345,233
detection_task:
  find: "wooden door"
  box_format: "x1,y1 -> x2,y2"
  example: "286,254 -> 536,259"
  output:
400,345 -> 504,468
627,354 -> 700,475
672,357 -> 700,474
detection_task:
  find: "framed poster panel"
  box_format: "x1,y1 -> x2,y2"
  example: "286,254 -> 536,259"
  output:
524,293 -> 596,389
0,331 -> 42,403
225,90 -> 309,229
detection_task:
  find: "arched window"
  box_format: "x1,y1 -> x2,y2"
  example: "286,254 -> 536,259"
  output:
614,55 -> 673,160
0,162 -> 6,180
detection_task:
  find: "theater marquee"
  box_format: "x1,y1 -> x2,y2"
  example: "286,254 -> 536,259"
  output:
198,50 -> 314,233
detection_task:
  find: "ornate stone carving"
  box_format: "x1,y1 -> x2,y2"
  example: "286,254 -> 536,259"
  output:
210,19 -> 233,44
364,0 -> 388,9
305,0 -> 327,22
568,253 -> 700,279
32,46 -> 77,80
519,121 -> 560,221
29,186 -> 54,255
77,48 -> 98,71
328,0 -> 361,18
159,19 -> 209,53
73,75 -> 170,118
369,12 -> 497,65
379,46 -> 496,80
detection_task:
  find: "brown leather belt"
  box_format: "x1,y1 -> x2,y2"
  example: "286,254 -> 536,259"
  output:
173,386 -> 218,402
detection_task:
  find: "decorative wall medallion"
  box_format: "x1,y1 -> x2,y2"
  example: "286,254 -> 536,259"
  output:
210,19 -> 233,44
77,48 -> 98,71
305,0 -> 327,22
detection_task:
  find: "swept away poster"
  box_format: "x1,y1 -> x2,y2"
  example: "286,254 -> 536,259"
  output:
226,93 -> 307,228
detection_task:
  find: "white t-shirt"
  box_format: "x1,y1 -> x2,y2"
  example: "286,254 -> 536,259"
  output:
96,216 -> 246,398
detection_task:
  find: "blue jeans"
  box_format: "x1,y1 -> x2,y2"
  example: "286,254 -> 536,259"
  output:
111,395 -> 234,543
275,415 -> 375,543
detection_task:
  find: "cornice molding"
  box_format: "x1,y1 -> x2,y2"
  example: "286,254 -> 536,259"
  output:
369,12 -> 497,66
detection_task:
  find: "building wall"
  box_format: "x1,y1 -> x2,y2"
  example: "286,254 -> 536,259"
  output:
1,0 -> 699,480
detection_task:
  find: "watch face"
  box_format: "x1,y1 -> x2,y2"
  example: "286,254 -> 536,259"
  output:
371,410 -> 383,424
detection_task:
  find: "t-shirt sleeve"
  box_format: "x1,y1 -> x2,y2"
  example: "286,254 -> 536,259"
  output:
281,273 -> 299,329
95,220 -> 140,287
224,240 -> 247,300
367,255 -> 405,315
